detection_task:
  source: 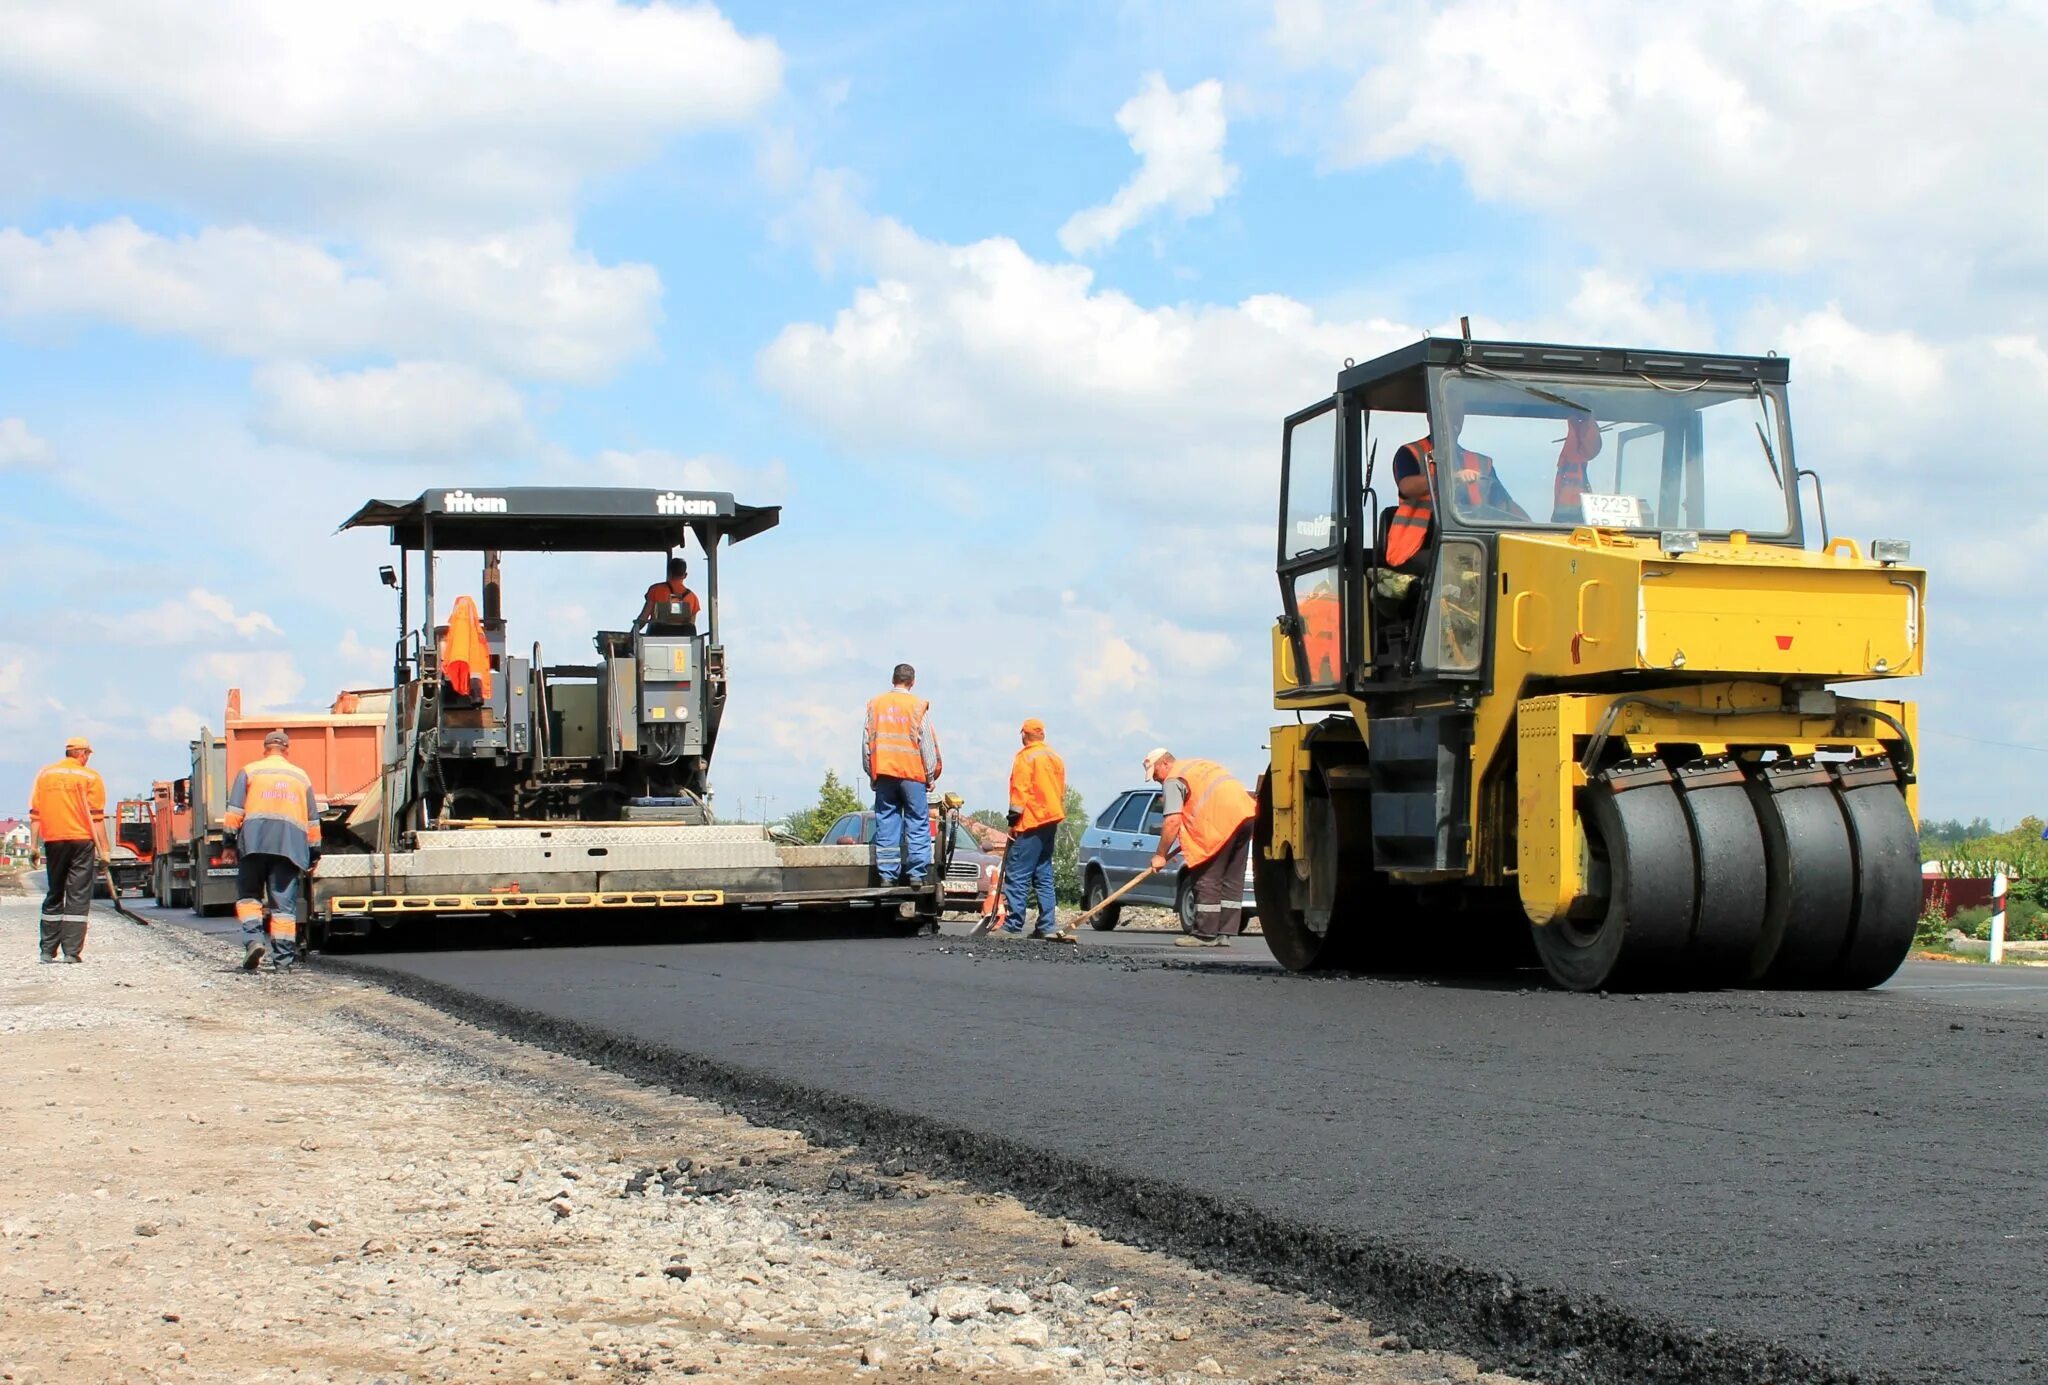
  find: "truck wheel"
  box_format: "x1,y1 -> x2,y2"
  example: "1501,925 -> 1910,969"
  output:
1083,871 -> 1120,931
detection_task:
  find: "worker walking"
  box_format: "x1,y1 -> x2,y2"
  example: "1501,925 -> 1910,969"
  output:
224,730 -> 322,972
1142,748 -> 1256,948
29,736 -> 108,963
1002,718 -> 1066,937
862,664 -> 942,886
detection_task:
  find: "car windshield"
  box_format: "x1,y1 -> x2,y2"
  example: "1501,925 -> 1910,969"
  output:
1436,372 -> 1793,536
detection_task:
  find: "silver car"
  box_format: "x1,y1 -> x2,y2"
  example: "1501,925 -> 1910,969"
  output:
1077,786 -> 1257,933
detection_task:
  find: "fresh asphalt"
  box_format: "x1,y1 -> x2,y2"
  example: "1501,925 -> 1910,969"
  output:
138,898 -> 2047,1383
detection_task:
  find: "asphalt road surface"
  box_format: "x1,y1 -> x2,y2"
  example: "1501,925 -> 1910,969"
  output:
143,900 -> 2048,1383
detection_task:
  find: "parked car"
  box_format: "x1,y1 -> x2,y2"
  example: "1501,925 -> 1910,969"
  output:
820,810 -> 1001,911
1077,786 -> 1257,933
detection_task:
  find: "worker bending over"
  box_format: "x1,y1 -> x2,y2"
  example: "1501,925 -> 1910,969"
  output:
225,730 -> 322,973
635,556 -> 701,634
862,664 -> 943,887
1143,748 -> 1256,948
1002,718 -> 1067,938
29,736 -> 107,963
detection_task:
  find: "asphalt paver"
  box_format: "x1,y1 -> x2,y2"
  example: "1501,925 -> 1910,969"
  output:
153,904 -> 2048,1383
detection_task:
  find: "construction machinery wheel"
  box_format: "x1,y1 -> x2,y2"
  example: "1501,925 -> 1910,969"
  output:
1828,770 -> 1920,988
1254,772 -> 1371,972
1082,871 -> 1122,931
1673,760 -> 1767,985
1531,762 -> 1695,991
1746,762 -> 1856,985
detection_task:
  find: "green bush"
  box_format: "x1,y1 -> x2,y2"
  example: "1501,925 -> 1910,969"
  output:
1952,904 -> 1993,940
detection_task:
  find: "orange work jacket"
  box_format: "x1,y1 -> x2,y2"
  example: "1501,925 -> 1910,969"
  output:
1168,758 -> 1256,869
441,595 -> 493,700
224,754 -> 321,867
1008,741 -> 1067,832
864,690 -> 939,784
1551,414 -> 1603,522
644,581 -> 701,625
30,758 -> 106,844
1298,586 -> 1341,684
1384,438 -> 1492,568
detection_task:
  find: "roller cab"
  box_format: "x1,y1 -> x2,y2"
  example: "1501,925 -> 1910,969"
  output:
1258,337 -> 1924,990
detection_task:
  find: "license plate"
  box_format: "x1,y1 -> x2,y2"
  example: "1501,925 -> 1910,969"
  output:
118,887 -> 146,899
207,867 -> 237,877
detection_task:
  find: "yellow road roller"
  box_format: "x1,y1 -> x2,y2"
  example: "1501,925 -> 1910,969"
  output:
1257,336 -> 1923,990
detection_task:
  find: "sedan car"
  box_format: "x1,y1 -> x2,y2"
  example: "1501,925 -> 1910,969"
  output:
1076,786 -> 1257,933
820,810 -> 1001,911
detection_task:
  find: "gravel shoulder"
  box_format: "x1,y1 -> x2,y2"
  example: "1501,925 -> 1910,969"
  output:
0,890 -> 1526,1385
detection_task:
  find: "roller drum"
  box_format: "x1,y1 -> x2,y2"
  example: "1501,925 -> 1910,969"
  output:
1746,764 -> 1856,986
1830,776 -> 1921,989
1673,765 -> 1767,985
1532,764 -> 1695,991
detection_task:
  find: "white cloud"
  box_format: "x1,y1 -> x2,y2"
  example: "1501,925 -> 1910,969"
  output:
93,588 -> 283,646
0,0 -> 783,230
253,361 -> 532,459
1059,74 -> 1239,255
592,448 -> 792,503
1282,0 -> 2048,313
762,198 -> 1414,498
0,219 -> 660,384
0,415 -> 52,469
182,652 -> 306,714
146,705 -> 205,742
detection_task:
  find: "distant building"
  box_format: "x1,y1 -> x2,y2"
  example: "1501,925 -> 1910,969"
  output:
0,818 -> 29,853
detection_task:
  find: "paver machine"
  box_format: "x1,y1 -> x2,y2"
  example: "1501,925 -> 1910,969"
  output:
311,487 -> 944,941
1258,336 -> 1924,990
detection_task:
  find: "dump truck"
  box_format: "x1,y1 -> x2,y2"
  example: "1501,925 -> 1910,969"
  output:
308,487 -> 946,944
1257,336 -> 1922,991
97,797 -> 155,900
158,692 -> 387,913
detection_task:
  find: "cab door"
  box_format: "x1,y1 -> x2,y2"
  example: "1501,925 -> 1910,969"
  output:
1277,398 -> 1348,691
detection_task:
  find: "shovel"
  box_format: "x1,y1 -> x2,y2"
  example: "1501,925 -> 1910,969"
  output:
1057,848 -> 1180,940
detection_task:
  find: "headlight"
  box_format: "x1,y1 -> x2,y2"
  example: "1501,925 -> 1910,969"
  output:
1659,530 -> 1699,556
1870,538 -> 1911,565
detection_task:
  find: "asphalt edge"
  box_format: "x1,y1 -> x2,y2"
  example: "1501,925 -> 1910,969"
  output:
289,947 -> 1904,1385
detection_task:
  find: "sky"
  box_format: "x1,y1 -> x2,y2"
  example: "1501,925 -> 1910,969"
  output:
2,0 -> 2045,830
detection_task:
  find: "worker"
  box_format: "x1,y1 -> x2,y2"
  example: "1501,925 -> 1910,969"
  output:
224,729 -> 321,973
28,736 -> 107,963
1382,399 -> 1527,593
1142,748 -> 1256,948
1002,718 -> 1067,937
861,663 -> 942,887
634,556 -> 701,634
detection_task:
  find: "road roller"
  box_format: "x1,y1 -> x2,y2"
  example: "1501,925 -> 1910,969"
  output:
1257,335 -> 1924,990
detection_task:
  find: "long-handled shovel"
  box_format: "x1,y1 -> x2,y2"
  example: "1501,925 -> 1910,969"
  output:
1057,848 -> 1180,940
97,848 -> 151,927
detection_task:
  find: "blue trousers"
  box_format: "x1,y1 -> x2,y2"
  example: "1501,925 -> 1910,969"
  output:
872,777 -> 931,884
236,854 -> 302,965
1002,823 -> 1058,934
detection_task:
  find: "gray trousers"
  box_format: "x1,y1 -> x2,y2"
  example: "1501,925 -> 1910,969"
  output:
40,840 -> 95,959
1189,822 -> 1254,938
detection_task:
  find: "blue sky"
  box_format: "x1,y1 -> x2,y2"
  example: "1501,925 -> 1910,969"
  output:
3,0 -> 2045,830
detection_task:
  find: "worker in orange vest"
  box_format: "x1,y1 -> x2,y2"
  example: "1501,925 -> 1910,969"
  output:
634,556 -> 701,635
224,730 -> 322,972
1382,399 -> 1527,590
1143,748 -> 1256,948
1001,718 -> 1067,937
29,736 -> 107,963
861,664 -> 942,886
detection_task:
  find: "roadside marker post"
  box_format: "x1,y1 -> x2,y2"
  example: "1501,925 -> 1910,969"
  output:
1988,871 -> 2008,966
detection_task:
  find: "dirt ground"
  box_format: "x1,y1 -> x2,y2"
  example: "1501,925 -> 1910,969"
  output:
0,888 -> 1523,1385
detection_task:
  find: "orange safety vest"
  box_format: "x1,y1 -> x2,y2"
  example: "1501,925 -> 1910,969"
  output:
1008,741 -> 1067,832
441,594 -> 493,700
224,755 -> 319,842
865,690 -> 933,784
1298,587 -> 1341,683
644,580 -> 701,625
30,758 -> 106,844
1170,758 -> 1256,869
1551,414 -> 1602,521
1384,438 -> 1491,568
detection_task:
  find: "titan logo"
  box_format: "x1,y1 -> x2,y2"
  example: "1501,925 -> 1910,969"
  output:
655,492 -> 717,516
443,489 -> 509,514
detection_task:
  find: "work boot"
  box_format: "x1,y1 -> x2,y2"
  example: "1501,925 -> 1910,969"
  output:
61,954 -> 83,964
243,941 -> 266,971
1174,935 -> 1228,948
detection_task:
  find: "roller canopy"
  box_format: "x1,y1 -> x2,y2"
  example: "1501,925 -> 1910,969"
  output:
339,487 -> 781,552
